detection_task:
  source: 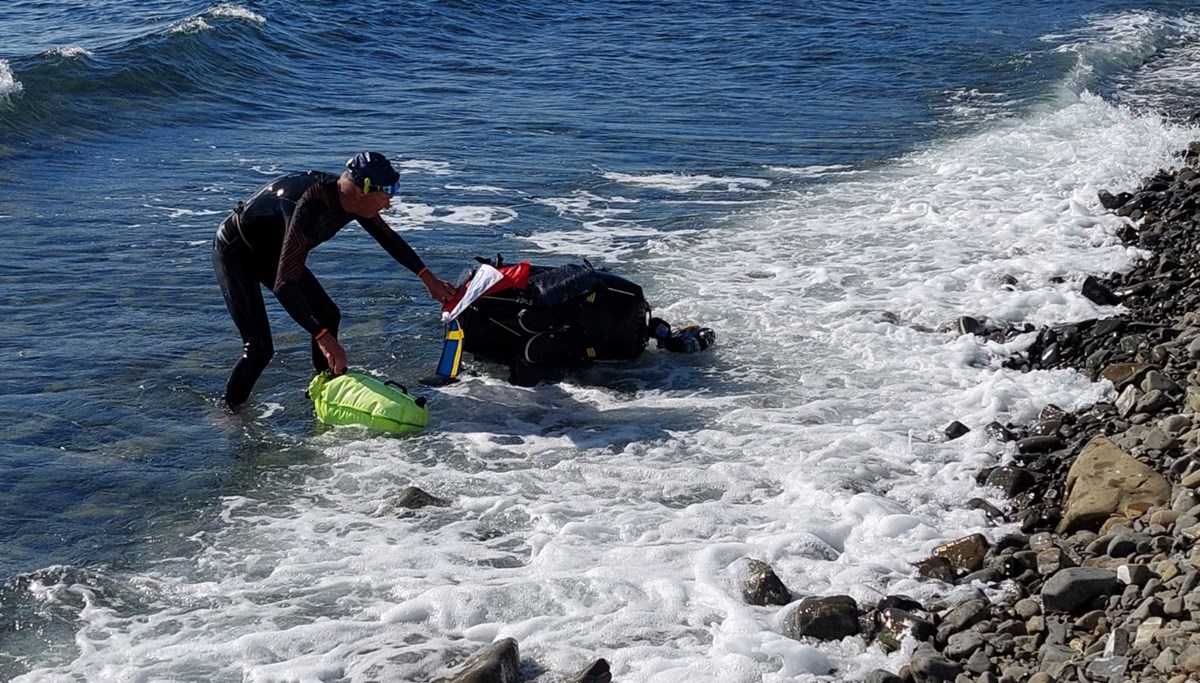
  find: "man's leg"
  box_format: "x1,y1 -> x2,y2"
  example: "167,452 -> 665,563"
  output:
213,241 -> 274,406
297,268 -> 341,372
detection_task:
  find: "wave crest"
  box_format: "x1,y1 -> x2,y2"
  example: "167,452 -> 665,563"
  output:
0,60 -> 23,101
208,3 -> 266,24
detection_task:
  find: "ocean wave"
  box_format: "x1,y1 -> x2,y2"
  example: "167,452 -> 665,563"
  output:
1045,9 -> 1200,98
0,3 -> 283,143
170,3 -> 266,33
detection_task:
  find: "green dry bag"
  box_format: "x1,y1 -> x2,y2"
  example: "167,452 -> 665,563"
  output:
307,371 -> 429,435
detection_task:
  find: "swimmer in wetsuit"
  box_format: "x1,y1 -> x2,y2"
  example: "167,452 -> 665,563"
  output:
212,151 -> 456,407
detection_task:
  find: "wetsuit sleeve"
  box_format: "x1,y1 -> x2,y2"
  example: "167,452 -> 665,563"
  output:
357,215 -> 426,275
273,190 -> 326,336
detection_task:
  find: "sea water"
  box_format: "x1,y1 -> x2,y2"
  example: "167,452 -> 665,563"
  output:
2,1 -> 1199,680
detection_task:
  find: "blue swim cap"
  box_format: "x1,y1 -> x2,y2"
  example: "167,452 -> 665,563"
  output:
346,152 -> 400,194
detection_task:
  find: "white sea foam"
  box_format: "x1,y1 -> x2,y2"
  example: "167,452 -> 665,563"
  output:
161,207 -> 223,219
400,158 -> 455,176
604,171 -> 772,192
208,2 -> 266,24
390,202 -> 518,229
765,164 -> 860,178
46,46 -> 92,58
0,60 -> 24,100
169,16 -> 212,34
444,183 -> 510,194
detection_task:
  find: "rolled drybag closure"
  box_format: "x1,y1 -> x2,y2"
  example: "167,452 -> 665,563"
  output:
308,371 -> 429,435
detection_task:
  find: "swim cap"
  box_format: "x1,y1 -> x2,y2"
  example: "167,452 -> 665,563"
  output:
345,151 -> 401,194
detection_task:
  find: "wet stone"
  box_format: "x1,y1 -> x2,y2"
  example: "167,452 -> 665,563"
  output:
741,559 -> 791,606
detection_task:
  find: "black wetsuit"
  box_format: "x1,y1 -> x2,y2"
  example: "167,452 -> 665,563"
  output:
212,171 -> 425,405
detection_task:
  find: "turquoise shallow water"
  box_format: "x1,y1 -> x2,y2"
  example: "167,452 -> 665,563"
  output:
2,1 -> 1200,679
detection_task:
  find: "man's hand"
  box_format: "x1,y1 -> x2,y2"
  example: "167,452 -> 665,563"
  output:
316,333 -> 348,375
420,270 -> 457,305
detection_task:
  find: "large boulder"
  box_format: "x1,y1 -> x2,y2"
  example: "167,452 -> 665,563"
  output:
1057,436 -> 1171,534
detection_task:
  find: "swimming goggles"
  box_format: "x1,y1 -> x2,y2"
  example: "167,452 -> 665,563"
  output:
361,177 -> 400,196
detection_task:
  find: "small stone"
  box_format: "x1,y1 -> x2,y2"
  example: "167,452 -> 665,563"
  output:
741,559 -> 792,606
1134,616 -> 1164,648
1085,655 -> 1128,681
944,421 -> 971,440
392,485 -> 451,509
1117,563 -> 1155,586
932,534 -> 991,574
1015,598 -> 1041,619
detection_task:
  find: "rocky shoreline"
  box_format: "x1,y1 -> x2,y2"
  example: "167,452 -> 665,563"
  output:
835,142 -> 1200,683
424,146 -> 1200,682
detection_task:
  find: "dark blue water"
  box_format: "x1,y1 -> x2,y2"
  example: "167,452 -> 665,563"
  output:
2,0 -> 1199,677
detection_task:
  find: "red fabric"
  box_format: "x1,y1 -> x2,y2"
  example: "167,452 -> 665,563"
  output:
441,261 -> 531,314
485,261 -> 530,295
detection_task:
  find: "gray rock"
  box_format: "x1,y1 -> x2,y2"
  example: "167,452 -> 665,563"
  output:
965,648 -> 992,674
1173,488 -> 1200,512
565,658 -> 611,683
1117,563 -> 1155,586
864,671 -> 902,683
782,595 -> 859,641
915,556 -> 956,583
910,645 -> 962,682
937,598 -> 990,641
944,421 -> 971,440
1028,532 -> 1057,551
740,559 -> 791,606
1037,548 -> 1075,575
984,467 -> 1038,497
1163,414 -> 1193,436
1137,389 -> 1174,414
1015,597 -> 1041,619
1037,643 -> 1076,676
1141,369 -> 1179,394
393,485 -> 451,509
1105,626 -> 1132,656
1116,385 -> 1142,417
998,665 -> 1030,683
436,638 -> 520,683
1018,435 -> 1065,455
872,607 -> 935,653
1152,648 -> 1177,674
944,630 -> 986,660
1041,568 -> 1119,614
1178,644 -> 1200,673
1085,655 -> 1129,682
